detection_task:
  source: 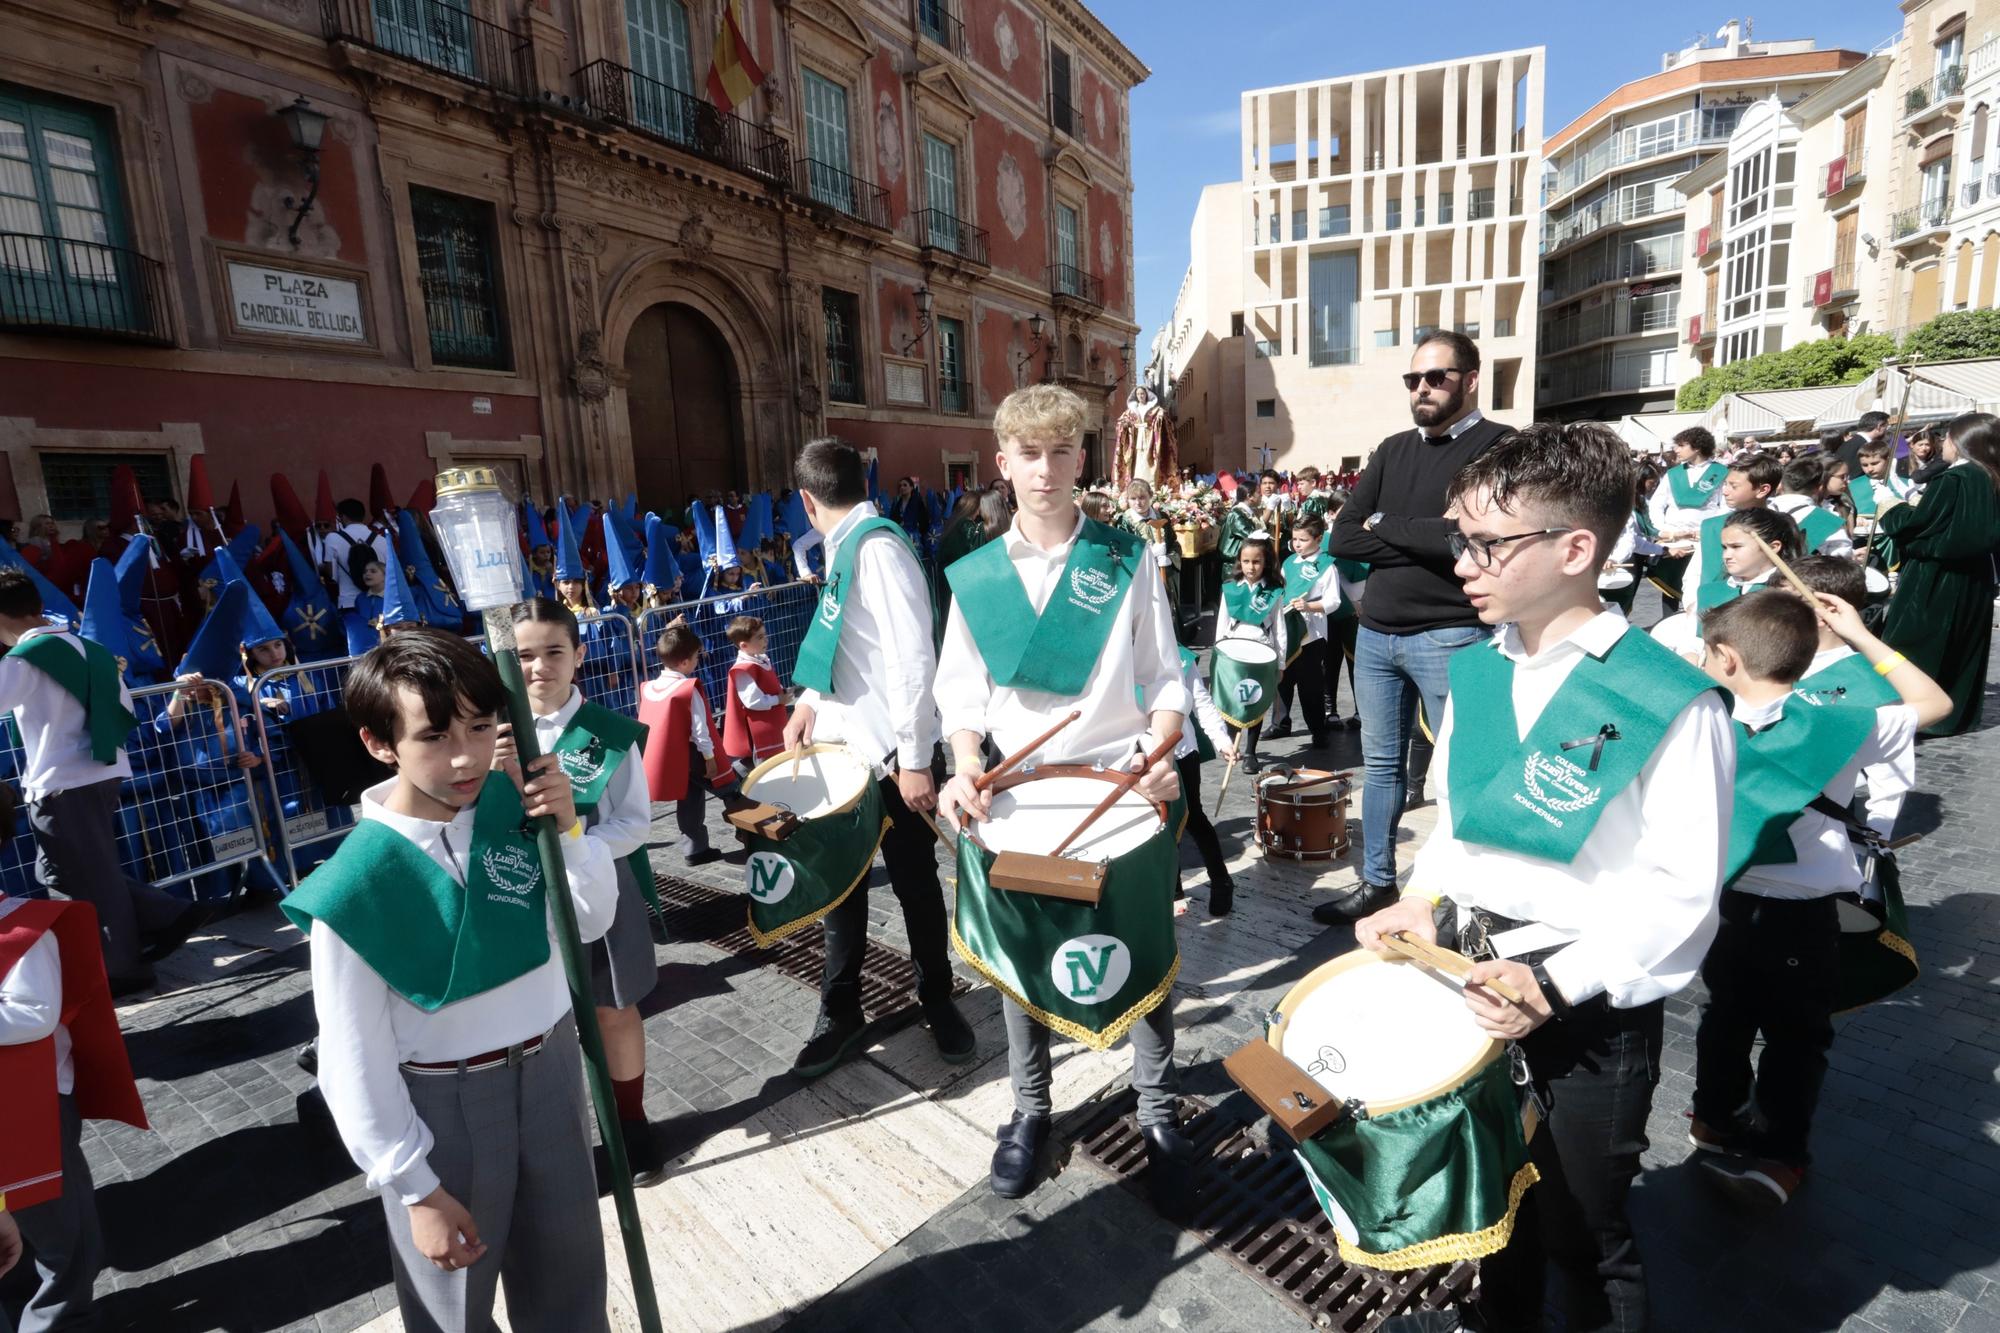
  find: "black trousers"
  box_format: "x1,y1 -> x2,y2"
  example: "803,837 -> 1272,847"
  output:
1477,999 -> 1664,1333
1174,753 -> 1231,888
1325,617 -> 1358,717
1278,639 -> 1331,736
674,741 -> 710,856
1692,890 -> 1840,1168
821,750 -> 952,1014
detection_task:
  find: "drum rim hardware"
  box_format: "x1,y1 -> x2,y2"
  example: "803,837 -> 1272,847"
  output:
740,743 -> 872,820
972,764 -> 1169,904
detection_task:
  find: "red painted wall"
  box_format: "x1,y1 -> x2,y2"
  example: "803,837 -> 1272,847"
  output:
189,88 -> 366,266
967,0 -> 1045,107
977,305 -> 1038,407
0,359 -> 542,524
1080,62 -> 1120,158
877,274 -> 920,354
975,117 -> 1047,286
827,418 -> 992,490
1088,184 -> 1127,317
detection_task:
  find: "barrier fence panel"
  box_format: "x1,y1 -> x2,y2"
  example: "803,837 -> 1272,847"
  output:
1,677 -> 284,903
574,610 -> 643,721
634,579 -> 822,725
252,653 -> 369,891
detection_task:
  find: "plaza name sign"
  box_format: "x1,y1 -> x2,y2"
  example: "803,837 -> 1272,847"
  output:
226,260 -> 368,343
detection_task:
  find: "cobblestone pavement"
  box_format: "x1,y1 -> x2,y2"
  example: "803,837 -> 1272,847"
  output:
6,588 -> 1997,1333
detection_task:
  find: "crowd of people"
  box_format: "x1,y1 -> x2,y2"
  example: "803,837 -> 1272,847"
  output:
2,332 -> 1997,1333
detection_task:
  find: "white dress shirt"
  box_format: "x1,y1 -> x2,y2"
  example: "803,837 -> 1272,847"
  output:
732,652 -> 784,710
1797,646 -> 1914,835
309,778 -> 617,1206
0,625 -> 134,798
1771,494 -> 1854,558
536,687 -> 649,860
1648,463 -> 1728,536
327,523 -> 392,610
794,502 -> 940,771
0,904 -> 71,1095
791,528 -> 825,580
1176,655 -> 1234,761
1730,694 -> 1916,899
648,669 -> 715,757
1411,611 -> 1735,1008
937,507 -> 1188,768
1214,581 -> 1291,660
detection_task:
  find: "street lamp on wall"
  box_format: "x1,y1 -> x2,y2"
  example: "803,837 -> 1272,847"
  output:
897,283 -> 935,355
276,96 -> 330,249
1013,310 -> 1052,379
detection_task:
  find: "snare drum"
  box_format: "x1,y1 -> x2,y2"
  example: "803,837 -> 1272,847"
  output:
952,768 -> 1180,1050
1596,567 -> 1635,591
1255,767 -> 1352,860
1211,637 -> 1280,729
1234,950 -> 1538,1270
1835,851 -> 1918,1012
735,744 -> 887,946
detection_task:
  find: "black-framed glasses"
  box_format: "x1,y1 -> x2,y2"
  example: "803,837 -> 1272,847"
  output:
1447,527 -> 1574,570
1401,367 -> 1466,392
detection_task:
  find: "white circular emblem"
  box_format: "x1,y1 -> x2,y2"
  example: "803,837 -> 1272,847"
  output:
1049,933 -> 1130,1005
558,747 -> 606,786
745,852 -> 796,906
1069,566 -> 1119,607
1233,678 -> 1264,707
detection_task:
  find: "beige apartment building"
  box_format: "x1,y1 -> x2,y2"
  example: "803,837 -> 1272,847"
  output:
1152,49 -> 1544,474
1538,23 -> 1863,421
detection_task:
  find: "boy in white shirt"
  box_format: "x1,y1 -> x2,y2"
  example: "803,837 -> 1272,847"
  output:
281,628 -> 618,1333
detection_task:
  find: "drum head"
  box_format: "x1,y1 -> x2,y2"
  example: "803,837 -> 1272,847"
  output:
1270,951 -> 1498,1115
1214,637 -> 1279,668
979,774 -> 1162,861
1864,566 -> 1890,594
1597,569 -> 1635,590
741,744 -> 873,818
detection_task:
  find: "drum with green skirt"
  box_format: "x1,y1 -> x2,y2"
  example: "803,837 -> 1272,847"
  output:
1211,636 -> 1280,730
952,767 -> 1179,1050
736,744 -> 888,946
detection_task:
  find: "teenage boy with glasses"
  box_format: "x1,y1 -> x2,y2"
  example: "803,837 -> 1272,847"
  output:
1320,331 -> 1510,926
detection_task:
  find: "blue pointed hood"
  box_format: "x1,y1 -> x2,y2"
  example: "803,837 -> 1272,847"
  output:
397,510 -> 461,624
0,537 -> 80,628
378,530 -> 427,627
521,497 -> 552,551
780,489 -> 811,539
710,504 -> 739,570
114,534 -> 157,618
177,580 -> 256,681
81,558 -> 138,677
207,549 -> 288,651
642,513 -> 680,593
604,509 -> 641,589
553,501 -> 586,583
866,455 -> 884,508
622,493 -> 639,524
739,493 -> 773,552
277,530 -> 342,661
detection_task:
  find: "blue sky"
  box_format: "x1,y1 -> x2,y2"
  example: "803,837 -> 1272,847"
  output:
1111,2 -> 1897,352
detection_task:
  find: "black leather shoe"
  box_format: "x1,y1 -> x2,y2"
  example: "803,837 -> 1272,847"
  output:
1403,783 -> 1429,811
1263,720 -> 1294,739
1309,730 -> 1332,748
1343,715 -> 1362,730
1142,1121 -> 1198,1221
141,903 -> 209,965
991,1113 -> 1050,1199
791,1009 -> 868,1078
923,994 -> 976,1064
1379,1307 -> 1474,1332
623,1118 -> 667,1187
1311,881 -> 1397,926
1207,872 -> 1235,917
684,846 -> 723,866
295,1038 -> 319,1076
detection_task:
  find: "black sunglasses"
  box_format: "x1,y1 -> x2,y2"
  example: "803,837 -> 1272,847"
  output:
1402,368 -> 1466,392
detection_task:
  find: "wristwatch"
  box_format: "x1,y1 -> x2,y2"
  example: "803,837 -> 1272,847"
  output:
1364,511 -> 1384,531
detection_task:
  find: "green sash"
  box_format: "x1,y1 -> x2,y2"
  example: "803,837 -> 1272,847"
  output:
11,633 -> 135,764
1724,700 -> 1877,885
1294,1055 -> 1537,1271
1281,552 -> 1326,605
1800,506 -> 1844,554
1694,578 -> 1749,615
1223,580 -> 1283,627
1795,652 -> 1898,709
793,515 -> 911,695
946,517 -> 1139,695
1693,512 -> 1732,607
551,699 -> 664,927
1848,476 -> 1879,518
281,776 -> 550,1011
1219,505 -> 1259,561
1634,505 -> 1659,541
1179,646 -> 1215,762
1447,629 -> 1714,863
1666,462 -> 1725,509
743,775 -> 888,946
951,815 -> 1178,1050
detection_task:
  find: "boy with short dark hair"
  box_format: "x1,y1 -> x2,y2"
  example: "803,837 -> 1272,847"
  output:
281,628 -> 618,1332
1648,426 -> 1729,611
1270,513 -> 1340,747
638,622 -> 724,865
0,568 -> 199,994
1688,590 -> 1948,1210
722,614 -> 788,774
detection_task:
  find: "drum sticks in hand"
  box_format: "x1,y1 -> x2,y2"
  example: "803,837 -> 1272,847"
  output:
1051,733 -> 1180,858
973,710 -> 1081,794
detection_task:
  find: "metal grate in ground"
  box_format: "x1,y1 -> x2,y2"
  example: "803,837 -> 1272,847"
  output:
652,873 -> 969,1021
1071,1091 -> 1475,1331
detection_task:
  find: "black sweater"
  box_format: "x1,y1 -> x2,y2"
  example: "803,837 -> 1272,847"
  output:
1326,415 -> 1512,634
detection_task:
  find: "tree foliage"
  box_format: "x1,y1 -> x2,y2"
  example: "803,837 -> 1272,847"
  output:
1898,308 -> 2000,362
1673,334 -> 1895,411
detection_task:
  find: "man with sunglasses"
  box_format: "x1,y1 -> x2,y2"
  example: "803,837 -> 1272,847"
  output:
1320,331 -> 1511,925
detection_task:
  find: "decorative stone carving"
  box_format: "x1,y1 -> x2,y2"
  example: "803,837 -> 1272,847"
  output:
995,153 -> 1028,241
993,9 -> 1018,68
175,70 -> 212,102
876,93 -> 903,185
676,212 -> 714,268
570,329 -> 610,402
796,379 -> 822,417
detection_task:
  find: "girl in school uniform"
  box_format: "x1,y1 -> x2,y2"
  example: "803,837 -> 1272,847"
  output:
1213,534 -> 1288,771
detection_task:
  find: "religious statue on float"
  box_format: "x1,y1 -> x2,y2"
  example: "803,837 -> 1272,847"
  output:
1114,385 -> 1179,494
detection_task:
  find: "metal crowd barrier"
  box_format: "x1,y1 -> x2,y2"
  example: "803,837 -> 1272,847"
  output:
0,677 -> 285,903
633,579 -> 821,721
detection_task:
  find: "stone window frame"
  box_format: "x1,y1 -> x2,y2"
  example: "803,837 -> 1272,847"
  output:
940,449 -> 978,489
786,0 -> 877,187
910,67 -> 980,231
0,418 -> 203,540
383,160 -> 524,379
929,292 -> 975,414
1049,144 -> 1093,283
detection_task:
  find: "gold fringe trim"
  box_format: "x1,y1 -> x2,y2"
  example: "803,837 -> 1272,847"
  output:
1878,928 -> 1918,967
1334,1160 -> 1541,1272
950,918 -> 1180,1052
745,817 -> 890,948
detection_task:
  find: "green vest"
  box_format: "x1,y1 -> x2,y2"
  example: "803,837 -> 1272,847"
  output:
1666,462 -> 1726,510
281,775 -> 552,1011
1794,652 -> 1898,710
1799,506 -> 1844,554
1724,699 -> 1878,886
793,515 -> 913,695
10,632 -> 136,765
946,516 -> 1140,695
1447,627 -> 1715,864
550,699 -> 664,925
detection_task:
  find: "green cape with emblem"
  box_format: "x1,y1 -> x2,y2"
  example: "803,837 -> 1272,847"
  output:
10,632 -> 135,764
551,698 -> 665,928
945,516 -> 1140,696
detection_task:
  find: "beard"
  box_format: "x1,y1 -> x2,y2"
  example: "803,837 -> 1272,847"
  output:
1410,388 -> 1464,428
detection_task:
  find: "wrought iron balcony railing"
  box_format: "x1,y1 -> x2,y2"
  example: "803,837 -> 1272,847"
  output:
915,0 -> 964,54
914,208 -> 989,265
575,61 -> 790,186
0,234 -> 172,343
797,158 -> 889,229
323,0 -> 530,97
1048,262 -> 1101,308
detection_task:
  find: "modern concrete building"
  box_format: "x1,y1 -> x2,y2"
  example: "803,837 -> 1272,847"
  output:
1537,22 -> 1863,421
1153,48 -> 1544,475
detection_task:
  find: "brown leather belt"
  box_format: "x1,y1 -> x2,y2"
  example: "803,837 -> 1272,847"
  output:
401,1031 -> 548,1076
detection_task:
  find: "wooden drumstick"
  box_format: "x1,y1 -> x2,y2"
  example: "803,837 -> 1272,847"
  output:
1051,733 -> 1180,858
1383,931 -> 1526,1004
1762,540 -> 1821,604
973,709 -> 1081,794
1212,751 -> 1239,817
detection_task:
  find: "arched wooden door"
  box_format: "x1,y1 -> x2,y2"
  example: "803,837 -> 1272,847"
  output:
624,301 -> 743,507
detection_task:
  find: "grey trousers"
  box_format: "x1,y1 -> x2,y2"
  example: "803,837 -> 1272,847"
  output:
1003,997 -> 1179,1127
7,1096 -> 101,1333
381,1015 -> 611,1333
27,777 -> 185,978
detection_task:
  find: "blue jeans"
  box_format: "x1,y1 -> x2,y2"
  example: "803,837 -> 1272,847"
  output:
1353,623 -> 1490,887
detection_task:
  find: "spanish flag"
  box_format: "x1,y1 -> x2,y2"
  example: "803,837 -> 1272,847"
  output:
706,0 -> 767,113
